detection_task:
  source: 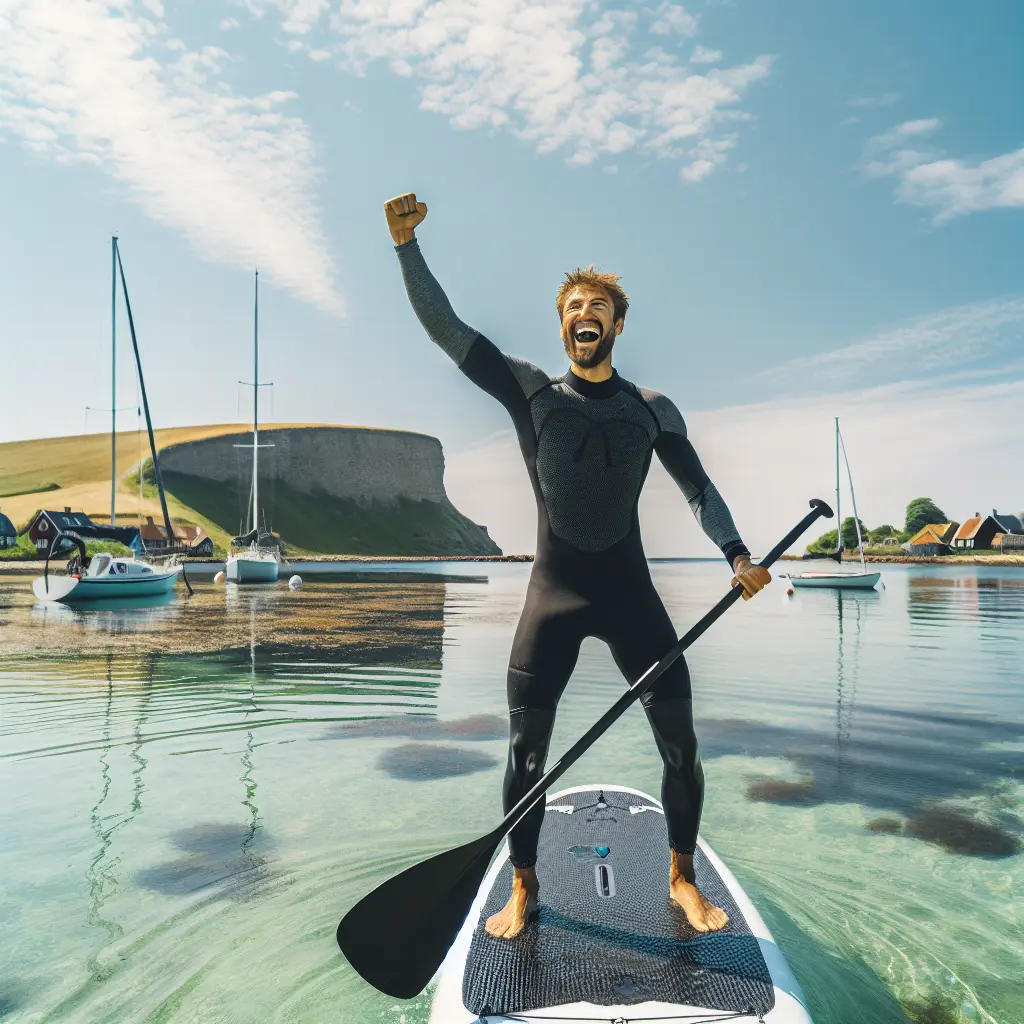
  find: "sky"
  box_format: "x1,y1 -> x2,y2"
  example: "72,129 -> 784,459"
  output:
0,0 -> 1022,555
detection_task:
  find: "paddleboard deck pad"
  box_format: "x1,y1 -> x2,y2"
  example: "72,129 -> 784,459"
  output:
432,786 -> 811,1022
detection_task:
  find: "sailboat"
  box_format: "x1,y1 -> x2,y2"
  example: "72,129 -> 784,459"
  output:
33,237 -> 184,602
784,418 -> 881,590
226,270 -> 280,584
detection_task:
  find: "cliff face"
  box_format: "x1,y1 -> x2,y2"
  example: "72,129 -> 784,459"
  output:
159,426 -> 500,556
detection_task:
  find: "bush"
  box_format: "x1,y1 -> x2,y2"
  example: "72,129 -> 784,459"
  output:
841,516 -> 868,550
807,528 -> 839,554
84,540 -> 135,558
0,533 -> 41,561
869,524 -> 897,543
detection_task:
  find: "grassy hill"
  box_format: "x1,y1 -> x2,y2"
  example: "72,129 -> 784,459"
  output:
0,425 -> 499,557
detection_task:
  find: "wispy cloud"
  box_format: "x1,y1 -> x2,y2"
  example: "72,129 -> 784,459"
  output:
0,0 -> 342,313
864,117 -> 1024,223
255,0 -> 772,181
690,45 -> 723,65
848,92 -> 899,109
758,295 -> 1024,393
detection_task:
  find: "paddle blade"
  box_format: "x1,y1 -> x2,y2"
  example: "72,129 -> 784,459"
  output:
336,830 -> 501,999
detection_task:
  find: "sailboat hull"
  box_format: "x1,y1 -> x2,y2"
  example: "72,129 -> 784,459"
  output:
33,571 -> 178,602
789,571 -> 880,590
226,552 -> 279,583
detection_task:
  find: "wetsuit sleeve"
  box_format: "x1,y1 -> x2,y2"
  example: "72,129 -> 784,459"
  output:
395,239 -> 551,419
641,390 -> 751,568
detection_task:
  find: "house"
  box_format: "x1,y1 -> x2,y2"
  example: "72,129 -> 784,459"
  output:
139,516 -> 213,556
28,508 -> 97,554
26,508 -> 144,555
992,510 -> 1024,535
951,514 -> 1002,551
0,510 -> 16,550
902,522 -> 959,556
994,509 -> 1024,551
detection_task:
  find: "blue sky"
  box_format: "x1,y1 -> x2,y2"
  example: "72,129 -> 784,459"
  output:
1,0 -> 1022,554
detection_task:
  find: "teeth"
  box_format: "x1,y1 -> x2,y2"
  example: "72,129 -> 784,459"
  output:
575,322 -> 600,341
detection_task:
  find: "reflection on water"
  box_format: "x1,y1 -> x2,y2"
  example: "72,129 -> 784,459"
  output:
0,564 -> 1022,1024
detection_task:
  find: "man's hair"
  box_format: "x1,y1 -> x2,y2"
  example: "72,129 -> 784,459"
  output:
556,267 -> 629,323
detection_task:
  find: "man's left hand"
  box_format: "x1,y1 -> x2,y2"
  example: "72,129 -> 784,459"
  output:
732,556 -> 771,601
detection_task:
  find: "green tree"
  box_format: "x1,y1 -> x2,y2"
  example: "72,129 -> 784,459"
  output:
905,497 -> 947,534
807,529 -> 839,554
842,516 -> 868,550
869,524 -> 897,543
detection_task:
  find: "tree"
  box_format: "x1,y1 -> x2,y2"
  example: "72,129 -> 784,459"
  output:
869,524 -> 897,543
905,497 -> 947,535
841,516 -> 868,550
806,528 -> 838,555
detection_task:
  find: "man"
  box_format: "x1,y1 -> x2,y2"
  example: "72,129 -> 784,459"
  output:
385,192 -> 770,939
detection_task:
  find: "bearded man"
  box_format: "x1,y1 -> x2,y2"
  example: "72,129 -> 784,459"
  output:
385,192 -> 770,939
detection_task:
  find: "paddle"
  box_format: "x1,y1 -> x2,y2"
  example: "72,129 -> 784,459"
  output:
336,498 -> 834,999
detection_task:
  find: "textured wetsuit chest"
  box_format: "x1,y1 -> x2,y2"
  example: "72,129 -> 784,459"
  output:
529,383 -> 658,553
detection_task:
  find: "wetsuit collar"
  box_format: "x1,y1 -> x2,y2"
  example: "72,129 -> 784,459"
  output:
561,367 -> 623,399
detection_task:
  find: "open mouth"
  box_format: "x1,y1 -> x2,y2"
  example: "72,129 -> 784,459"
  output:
573,321 -> 602,344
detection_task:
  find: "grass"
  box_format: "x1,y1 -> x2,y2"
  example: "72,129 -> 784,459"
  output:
0,425 -> 501,557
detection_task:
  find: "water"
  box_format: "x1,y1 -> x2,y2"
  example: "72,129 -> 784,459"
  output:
0,562 -> 1021,1023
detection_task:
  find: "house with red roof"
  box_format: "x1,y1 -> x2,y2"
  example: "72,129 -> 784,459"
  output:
951,514 -> 1002,551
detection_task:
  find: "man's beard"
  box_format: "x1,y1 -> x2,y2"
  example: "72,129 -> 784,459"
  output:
563,327 -> 615,369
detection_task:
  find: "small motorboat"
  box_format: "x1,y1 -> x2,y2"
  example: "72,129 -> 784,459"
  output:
32,532 -> 178,603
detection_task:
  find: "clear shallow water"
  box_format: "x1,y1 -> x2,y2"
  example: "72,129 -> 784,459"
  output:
0,562 -> 1021,1023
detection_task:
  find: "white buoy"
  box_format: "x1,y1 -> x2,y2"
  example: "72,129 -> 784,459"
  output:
214,570 -> 226,584
288,574 -> 303,589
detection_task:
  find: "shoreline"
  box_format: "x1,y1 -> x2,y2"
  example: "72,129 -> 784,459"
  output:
780,553 -> 1024,567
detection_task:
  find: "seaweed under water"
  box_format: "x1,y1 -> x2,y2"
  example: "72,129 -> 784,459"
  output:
904,807 -> 1019,857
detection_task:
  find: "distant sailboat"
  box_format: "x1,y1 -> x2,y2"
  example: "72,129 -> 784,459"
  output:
33,237 -> 185,602
785,418 -> 881,590
226,270 -> 280,584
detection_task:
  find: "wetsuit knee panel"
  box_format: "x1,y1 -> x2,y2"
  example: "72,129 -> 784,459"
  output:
645,697 -> 700,773
507,708 -> 556,778
507,665 -> 562,713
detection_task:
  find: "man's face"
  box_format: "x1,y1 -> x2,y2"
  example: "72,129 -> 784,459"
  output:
560,284 -> 624,369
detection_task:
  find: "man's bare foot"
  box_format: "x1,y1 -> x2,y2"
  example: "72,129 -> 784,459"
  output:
669,850 -> 729,933
485,865 -> 538,939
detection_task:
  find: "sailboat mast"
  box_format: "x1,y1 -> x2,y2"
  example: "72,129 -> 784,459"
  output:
111,236 -> 117,527
835,417 -> 841,558
252,269 -> 259,536
837,421 -> 867,570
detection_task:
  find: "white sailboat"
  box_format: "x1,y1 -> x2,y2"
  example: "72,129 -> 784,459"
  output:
226,269 -> 280,584
32,237 -> 183,603
785,418 -> 881,590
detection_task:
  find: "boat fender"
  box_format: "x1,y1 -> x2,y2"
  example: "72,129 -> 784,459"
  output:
288,575 -> 303,589
214,571 -> 226,584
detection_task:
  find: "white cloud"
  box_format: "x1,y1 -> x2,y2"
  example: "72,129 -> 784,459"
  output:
219,16 -> 241,29
446,375 -> 1024,558
864,118 -> 1024,222
690,45 -> 723,64
0,0 -> 341,314
252,0 -> 770,180
758,295 -> 1024,392
650,2 -> 699,37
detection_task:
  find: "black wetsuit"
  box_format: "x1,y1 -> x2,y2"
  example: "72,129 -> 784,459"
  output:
398,239 -> 750,867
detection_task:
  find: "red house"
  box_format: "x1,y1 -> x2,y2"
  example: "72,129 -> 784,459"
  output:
27,508 -> 96,554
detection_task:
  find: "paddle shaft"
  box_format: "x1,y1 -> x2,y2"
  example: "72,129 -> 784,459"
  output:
495,499 -> 833,841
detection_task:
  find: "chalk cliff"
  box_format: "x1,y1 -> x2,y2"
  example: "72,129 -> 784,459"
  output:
159,426 -> 500,556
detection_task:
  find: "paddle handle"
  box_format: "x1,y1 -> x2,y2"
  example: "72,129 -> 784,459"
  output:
495,498 -> 834,840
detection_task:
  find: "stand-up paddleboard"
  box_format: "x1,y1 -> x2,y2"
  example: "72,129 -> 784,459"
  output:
431,785 -> 812,1023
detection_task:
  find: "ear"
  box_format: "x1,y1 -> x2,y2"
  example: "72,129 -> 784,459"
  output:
614,316 -> 625,336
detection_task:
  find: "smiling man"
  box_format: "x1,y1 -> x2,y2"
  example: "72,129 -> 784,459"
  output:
385,192 -> 770,939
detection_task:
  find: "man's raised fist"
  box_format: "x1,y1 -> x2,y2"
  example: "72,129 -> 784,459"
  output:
385,192 -> 427,245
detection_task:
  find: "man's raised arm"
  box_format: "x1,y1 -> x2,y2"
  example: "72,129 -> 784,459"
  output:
385,192 -> 550,415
